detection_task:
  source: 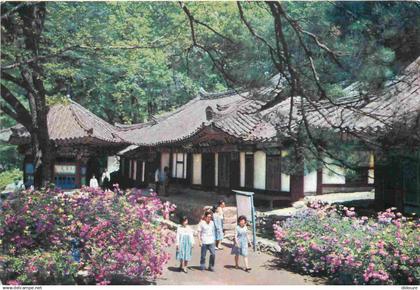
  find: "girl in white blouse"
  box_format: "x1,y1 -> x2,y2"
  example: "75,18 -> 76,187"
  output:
176,216 -> 195,273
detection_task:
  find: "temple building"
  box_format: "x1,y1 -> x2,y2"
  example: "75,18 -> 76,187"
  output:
296,57 -> 419,213
116,57 -> 419,210
364,58 -> 420,214
116,87 -> 375,208
0,99 -> 128,189
1,57 -> 418,211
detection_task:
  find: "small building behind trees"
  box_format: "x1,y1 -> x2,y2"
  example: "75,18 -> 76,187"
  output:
1,99 -> 128,189
297,57 -> 420,214
365,58 -> 420,214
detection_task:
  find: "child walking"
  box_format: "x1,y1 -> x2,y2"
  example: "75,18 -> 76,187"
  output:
176,216 -> 195,273
213,206 -> 224,250
231,215 -> 251,272
215,200 -> 225,250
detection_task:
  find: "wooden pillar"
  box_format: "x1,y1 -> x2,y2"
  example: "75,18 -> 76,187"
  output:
316,169 -> 323,195
187,153 -> 193,185
290,170 -> 304,202
230,152 -> 240,190
49,151 -> 56,187
78,156 -> 89,188
201,152 -> 215,189
169,149 -> 173,178
374,163 -> 385,210
245,153 -> 255,189
290,144 -> 305,202
23,155 -> 28,186
136,159 -> 143,187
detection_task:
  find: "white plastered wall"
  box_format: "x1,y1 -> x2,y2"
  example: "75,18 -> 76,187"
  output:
281,150 -> 290,192
304,170 -> 317,193
192,153 -> 202,185
240,152 -> 245,187
254,151 -> 266,190
161,152 -> 170,172
368,153 -> 375,184
215,153 -> 219,186
322,157 -> 346,184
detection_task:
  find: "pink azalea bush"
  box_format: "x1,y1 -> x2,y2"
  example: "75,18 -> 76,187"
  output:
273,201 -> 419,285
0,186 -> 175,285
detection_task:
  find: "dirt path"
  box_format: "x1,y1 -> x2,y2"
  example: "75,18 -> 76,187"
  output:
156,241 -> 322,285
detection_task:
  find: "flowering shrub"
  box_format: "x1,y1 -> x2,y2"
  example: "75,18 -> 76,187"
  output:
0,186 -> 175,285
273,201 -> 419,285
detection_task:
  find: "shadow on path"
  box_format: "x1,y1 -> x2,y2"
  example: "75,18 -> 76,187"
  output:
158,240 -> 323,285
261,257 -> 327,284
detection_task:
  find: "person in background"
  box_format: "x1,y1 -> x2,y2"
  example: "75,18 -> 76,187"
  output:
154,167 -> 160,194
89,174 -> 99,188
176,216 -> 195,273
231,215 -> 251,272
159,166 -> 170,196
101,169 -> 110,191
213,206 -> 224,250
198,210 -> 216,271
216,199 -> 225,249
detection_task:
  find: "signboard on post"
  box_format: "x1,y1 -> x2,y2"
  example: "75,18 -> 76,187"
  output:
232,190 -> 257,252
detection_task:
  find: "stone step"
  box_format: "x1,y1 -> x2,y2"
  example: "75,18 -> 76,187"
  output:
223,212 -> 237,219
223,218 -> 236,224
223,207 -> 237,216
223,235 -> 234,241
223,223 -> 237,231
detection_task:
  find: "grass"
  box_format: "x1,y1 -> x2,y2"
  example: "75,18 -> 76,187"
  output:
0,168 -> 23,190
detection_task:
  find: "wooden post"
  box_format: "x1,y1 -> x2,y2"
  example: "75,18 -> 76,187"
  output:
290,144 -> 305,202
316,169 -> 323,195
290,170 -> 304,202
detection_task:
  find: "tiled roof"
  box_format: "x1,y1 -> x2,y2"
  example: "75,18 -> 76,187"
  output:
6,99 -> 126,145
117,57 -> 419,154
5,58 -> 417,153
116,87 -> 280,146
262,57 -> 420,136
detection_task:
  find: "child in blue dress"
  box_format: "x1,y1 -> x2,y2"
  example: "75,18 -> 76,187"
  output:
231,215 -> 251,272
213,206 -> 224,250
176,216 -> 195,273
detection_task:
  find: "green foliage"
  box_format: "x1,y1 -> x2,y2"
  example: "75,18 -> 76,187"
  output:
2,1 -> 418,125
41,2 -> 220,124
1,2 -> 418,133
0,144 -> 21,173
46,95 -> 70,106
0,109 -> 22,171
0,169 -> 23,191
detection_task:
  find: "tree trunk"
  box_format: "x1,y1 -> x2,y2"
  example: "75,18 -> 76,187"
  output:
1,83 -> 52,189
18,3 -> 53,188
290,144 -> 305,202
31,122 -> 53,188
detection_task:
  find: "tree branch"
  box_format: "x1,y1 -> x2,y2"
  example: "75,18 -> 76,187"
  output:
0,104 -> 19,121
1,2 -> 34,20
0,84 -> 32,128
1,71 -> 26,88
180,2 -> 239,87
